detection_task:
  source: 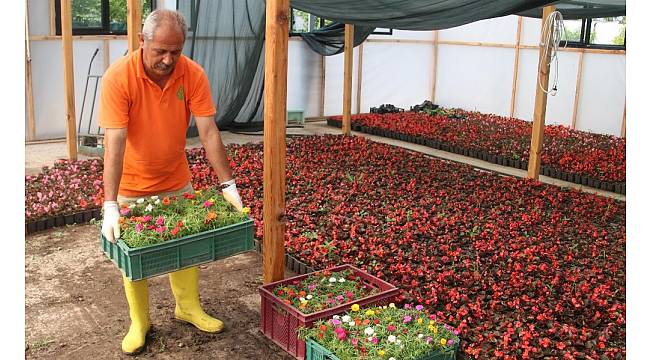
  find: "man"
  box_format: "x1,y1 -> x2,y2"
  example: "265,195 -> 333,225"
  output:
99,9 -> 243,355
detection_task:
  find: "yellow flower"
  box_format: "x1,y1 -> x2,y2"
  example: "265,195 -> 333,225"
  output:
378,350 -> 385,356
351,304 -> 360,312
242,207 -> 251,214
389,303 -> 396,308
417,318 -> 423,324
195,190 -> 203,196
440,338 -> 447,345
428,325 -> 435,331
365,309 -> 375,317
429,320 -> 435,325
208,197 -> 215,203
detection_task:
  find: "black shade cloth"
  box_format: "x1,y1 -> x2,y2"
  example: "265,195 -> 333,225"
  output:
298,23 -> 376,56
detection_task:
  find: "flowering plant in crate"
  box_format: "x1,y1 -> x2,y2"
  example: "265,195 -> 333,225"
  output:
272,268 -> 381,314
116,187 -> 250,248
299,303 -> 460,360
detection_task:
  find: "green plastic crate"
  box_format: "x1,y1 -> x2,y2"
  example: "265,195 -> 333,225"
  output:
306,338 -> 458,360
101,219 -> 254,281
287,109 -> 305,127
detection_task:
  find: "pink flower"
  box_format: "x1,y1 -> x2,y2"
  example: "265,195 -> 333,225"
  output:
203,200 -> 213,208
387,325 -> 396,332
155,215 -> 165,226
141,215 -> 152,223
308,284 -> 316,292
155,226 -> 166,234
135,223 -> 144,232
331,319 -> 342,326
351,338 -> 359,346
416,304 -> 424,311
371,337 -> 378,344
120,208 -> 131,216
403,315 -> 412,323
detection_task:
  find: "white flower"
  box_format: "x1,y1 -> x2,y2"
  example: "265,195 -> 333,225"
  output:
154,199 -> 161,205
150,195 -> 159,200
306,294 -> 313,300
418,334 -> 424,339
338,278 -> 346,283
128,204 -> 136,209
329,277 -> 337,283
332,315 -> 340,320
136,198 -> 145,204
342,315 -> 351,322
387,335 -> 397,343
348,321 -> 356,327
299,297 -> 306,302
396,339 -> 402,345
145,204 -> 153,212
389,358 -> 396,360
367,337 -> 373,342
364,327 -> 374,336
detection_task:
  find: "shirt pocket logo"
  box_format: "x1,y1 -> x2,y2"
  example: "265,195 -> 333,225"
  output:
176,86 -> 185,101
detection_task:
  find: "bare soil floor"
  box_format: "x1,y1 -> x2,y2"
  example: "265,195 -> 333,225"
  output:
25,223 -> 296,360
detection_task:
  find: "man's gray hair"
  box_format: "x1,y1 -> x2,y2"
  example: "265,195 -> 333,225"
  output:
142,9 -> 188,41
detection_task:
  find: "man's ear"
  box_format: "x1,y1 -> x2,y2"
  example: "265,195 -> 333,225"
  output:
138,33 -> 145,48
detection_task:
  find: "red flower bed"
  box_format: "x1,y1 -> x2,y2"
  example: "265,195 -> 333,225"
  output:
187,135 -> 625,359
329,111 -> 626,183
25,135 -> 625,358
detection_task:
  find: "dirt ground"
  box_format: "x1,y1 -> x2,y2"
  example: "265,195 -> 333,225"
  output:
25,223 -> 297,360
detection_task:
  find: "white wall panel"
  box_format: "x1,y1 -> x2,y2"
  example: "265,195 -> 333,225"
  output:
576,53 -> 625,136
521,17 -> 542,46
436,45 -> 514,116
28,0 -> 50,36
359,43 -> 432,114
324,47 -> 359,116
287,40 -> 322,118
545,51 -> 580,127
438,15 -> 518,44
513,49 -> 538,122
368,29 -> 434,41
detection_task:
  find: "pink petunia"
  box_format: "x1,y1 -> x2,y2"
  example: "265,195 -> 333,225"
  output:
135,223 -> 144,232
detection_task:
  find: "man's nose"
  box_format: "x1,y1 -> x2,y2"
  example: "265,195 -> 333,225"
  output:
162,54 -> 173,65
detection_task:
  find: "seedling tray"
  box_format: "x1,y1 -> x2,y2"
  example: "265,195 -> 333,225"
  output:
101,219 -> 254,281
259,264 -> 399,359
305,337 -> 458,360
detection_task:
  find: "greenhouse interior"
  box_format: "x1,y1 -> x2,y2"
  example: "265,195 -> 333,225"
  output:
18,0 -> 644,359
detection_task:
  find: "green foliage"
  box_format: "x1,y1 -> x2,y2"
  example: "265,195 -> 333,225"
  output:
70,0 -> 152,29
612,26 -> 626,45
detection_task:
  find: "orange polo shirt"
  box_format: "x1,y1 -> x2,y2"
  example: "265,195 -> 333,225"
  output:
99,49 -> 216,197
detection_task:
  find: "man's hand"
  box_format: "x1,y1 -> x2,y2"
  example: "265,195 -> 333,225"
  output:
102,201 -> 121,243
221,179 -> 243,211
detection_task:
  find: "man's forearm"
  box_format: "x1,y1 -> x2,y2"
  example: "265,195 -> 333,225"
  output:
201,127 -> 234,184
103,129 -> 127,202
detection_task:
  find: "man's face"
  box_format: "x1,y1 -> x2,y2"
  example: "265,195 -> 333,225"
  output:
139,23 -> 185,79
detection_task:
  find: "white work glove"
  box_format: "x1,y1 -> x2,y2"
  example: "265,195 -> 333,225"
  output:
102,201 -> 121,243
221,179 -> 244,211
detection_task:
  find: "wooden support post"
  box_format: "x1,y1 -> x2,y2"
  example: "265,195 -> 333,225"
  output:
127,0 -> 142,53
49,0 -> 56,35
342,24 -> 354,135
262,0 -> 288,284
527,6 -> 555,180
621,102 -> 626,138
320,55 -> 325,117
356,43 -> 363,114
61,0 -> 77,160
510,16 -> 523,118
431,31 -> 438,103
103,40 -> 111,71
571,51 -> 584,129
26,1 -> 36,141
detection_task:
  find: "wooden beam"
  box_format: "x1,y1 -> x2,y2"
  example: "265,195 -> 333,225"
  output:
342,24 -> 354,135
432,31 -> 438,103
31,35 -> 128,41
49,0 -> 56,35
621,102 -> 626,138
103,40 -> 111,71
320,55 -> 325,117
262,0 -> 288,284
26,1 -> 36,141
519,44 -> 625,55
510,16 -> 523,118
127,0 -> 142,53
355,43 -> 363,114
60,0 -> 77,160
527,6 -> 555,180
438,40 -> 516,48
571,51 -> 584,129
366,38 -> 434,45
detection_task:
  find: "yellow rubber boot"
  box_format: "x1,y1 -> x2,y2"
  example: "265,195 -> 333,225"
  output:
169,266 -> 224,333
121,274 -> 151,355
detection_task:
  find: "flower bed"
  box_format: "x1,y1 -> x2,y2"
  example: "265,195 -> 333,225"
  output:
299,303 -> 460,360
327,110 -> 625,192
25,159 -> 104,230
25,135 -> 626,358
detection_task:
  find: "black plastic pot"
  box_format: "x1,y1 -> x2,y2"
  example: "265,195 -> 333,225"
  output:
36,220 -> 46,231
27,222 -> 37,234
64,214 -> 75,225
581,176 -> 589,186
46,218 -> 55,229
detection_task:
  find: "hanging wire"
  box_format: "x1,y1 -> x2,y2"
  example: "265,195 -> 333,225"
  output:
538,11 -> 567,96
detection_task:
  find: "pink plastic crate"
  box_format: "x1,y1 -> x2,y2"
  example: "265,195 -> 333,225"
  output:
259,264 -> 399,359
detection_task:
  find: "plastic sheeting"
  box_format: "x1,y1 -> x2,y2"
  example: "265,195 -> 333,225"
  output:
299,23 -> 375,56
